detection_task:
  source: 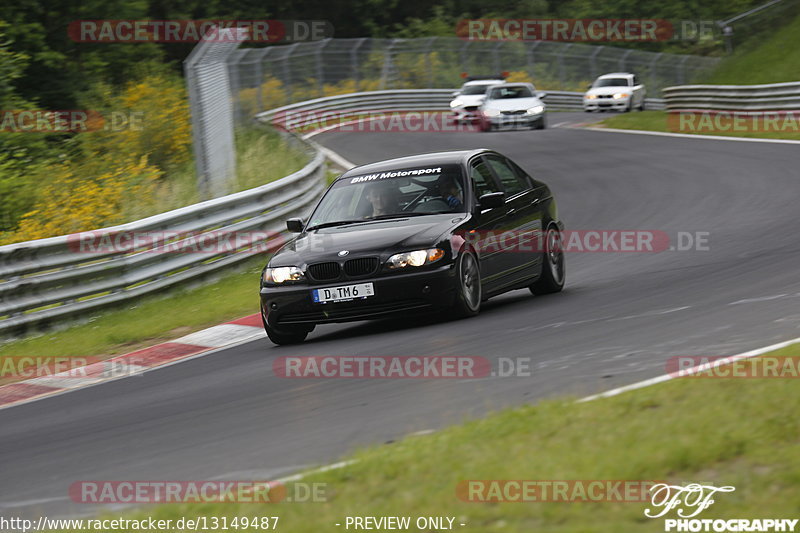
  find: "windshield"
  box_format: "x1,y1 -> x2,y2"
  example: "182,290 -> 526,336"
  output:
307,165 -> 467,228
593,78 -> 630,88
487,86 -> 533,99
461,84 -> 493,95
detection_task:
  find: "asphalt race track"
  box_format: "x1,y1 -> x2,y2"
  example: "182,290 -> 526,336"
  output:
2,112 -> 799,518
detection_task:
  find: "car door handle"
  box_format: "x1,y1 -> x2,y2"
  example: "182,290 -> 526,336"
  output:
530,198 -> 540,206
505,208 -> 516,217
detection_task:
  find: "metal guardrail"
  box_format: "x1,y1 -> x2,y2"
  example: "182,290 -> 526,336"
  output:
2,88 -> 668,338
0,150 -> 327,338
663,82 -> 800,110
256,89 -> 666,131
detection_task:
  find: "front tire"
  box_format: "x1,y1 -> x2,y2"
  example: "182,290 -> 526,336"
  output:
451,251 -> 481,318
530,226 -> 565,295
263,315 -> 311,345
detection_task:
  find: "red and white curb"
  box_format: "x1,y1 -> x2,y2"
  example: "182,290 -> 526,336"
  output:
0,314 -> 265,410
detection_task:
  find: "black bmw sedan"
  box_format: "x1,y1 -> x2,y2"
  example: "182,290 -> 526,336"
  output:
259,149 -> 565,345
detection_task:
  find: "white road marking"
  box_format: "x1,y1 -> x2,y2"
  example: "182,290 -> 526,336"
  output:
579,335 -> 800,403
729,294 -> 788,305
581,125 -> 800,145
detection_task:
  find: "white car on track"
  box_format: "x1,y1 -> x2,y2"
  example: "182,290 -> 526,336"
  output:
583,72 -> 646,112
449,77 -> 506,124
478,83 -> 547,131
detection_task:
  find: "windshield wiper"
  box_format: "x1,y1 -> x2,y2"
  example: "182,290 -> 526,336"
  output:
367,213 -> 431,220
305,219 -> 366,231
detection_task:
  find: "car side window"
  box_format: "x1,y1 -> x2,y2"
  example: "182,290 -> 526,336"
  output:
633,76 -> 639,86
469,159 -> 500,199
508,159 -> 534,188
486,155 -> 529,196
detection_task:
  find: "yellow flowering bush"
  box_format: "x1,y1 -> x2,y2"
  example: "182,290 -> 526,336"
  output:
11,156 -> 160,242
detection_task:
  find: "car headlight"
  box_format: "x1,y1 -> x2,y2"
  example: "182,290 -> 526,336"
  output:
613,93 -> 630,99
263,266 -> 306,284
483,108 -> 500,117
386,248 -> 445,270
585,94 -> 598,100
527,105 -> 545,115
450,99 -> 463,108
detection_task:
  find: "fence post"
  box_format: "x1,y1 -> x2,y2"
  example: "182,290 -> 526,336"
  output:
618,49 -> 633,73
352,38 -> 366,91
315,39 -> 330,96
648,52 -> 663,93
589,45 -> 604,80
557,43 -> 573,88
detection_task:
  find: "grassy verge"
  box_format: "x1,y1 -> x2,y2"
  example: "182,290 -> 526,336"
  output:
47,344 -> 799,532
0,257 -> 266,373
703,14 -> 800,85
597,111 -> 800,141
149,128 -> 310,216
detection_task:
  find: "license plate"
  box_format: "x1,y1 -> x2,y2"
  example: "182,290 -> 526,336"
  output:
312,283 -> 375,304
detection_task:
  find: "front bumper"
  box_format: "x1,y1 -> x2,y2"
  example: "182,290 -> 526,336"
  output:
260,263 -> 457,327
450,107 -> 481,123
583,97 -> 630,111
484,112 -> 544,128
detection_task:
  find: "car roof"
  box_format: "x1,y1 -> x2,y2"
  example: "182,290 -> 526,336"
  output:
338,149 -> 492,180
462,79 -> 503,86
486,82 -> 533,88
597,72 -> 634,78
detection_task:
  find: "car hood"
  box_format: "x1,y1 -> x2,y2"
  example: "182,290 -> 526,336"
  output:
270,214 -> 467,267
585,86 -> 631,97
452,94 -> 486,107
482,97 -> 543,111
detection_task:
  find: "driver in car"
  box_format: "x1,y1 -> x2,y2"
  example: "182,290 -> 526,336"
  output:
365,181 -> 400,217
438,175 -> 464,211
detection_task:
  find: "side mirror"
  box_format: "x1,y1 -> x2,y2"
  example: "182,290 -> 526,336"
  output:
478,191 -> 506,209
286,218 -> 304,233
537,91 -> 547,99
587,84 -> 593,91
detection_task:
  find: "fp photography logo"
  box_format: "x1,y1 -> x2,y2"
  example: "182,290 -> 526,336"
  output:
645,483 -> 798,532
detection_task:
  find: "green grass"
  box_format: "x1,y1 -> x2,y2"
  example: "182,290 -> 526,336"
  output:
597,110 -> 800,141
0,257 -> 265,366
703,14 -> 800,85
148,128 -> 310,216
45,345 -> 799,532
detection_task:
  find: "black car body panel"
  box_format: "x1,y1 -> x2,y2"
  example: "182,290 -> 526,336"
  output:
260,149 -> 563,331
